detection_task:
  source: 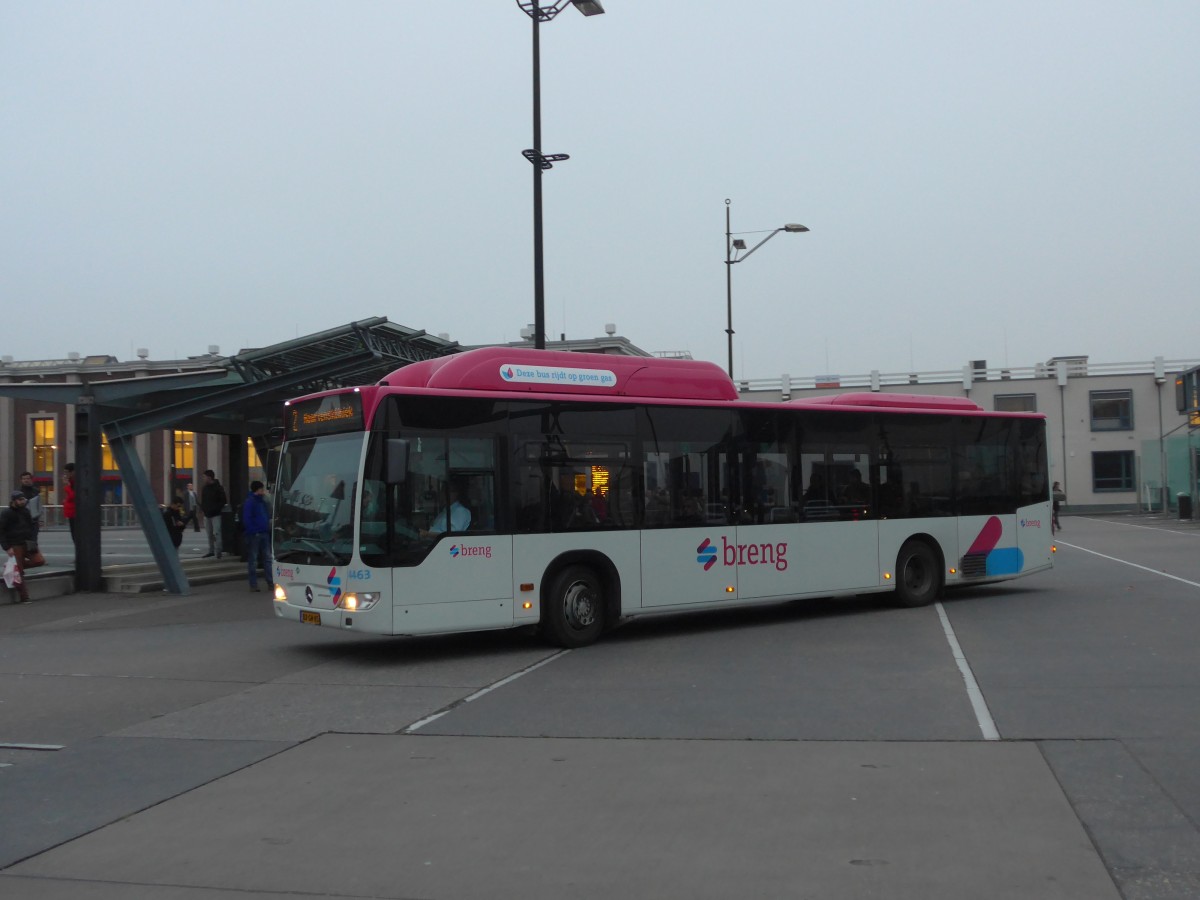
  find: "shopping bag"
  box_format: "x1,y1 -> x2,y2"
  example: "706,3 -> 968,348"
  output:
3,556 -> 20,588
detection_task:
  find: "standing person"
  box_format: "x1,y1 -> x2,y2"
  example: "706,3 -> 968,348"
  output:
62,463 -> 77,544
200,469 -> 227,559
16,471 -> 43,540
1,491 -> 36,603
241,480 -> 272,592
182,481 -> 201,532
1051,481 -> 1065,533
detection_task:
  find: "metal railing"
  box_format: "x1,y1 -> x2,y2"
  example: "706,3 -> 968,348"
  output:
734,357 -> 1200,395
39,505 -> 142,528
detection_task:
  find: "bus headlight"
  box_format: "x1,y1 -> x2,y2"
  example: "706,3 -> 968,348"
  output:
339,592 -> 379,612
273,584 -> 287,602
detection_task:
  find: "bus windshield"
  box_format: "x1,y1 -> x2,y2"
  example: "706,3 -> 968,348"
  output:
273,433 -> 364,566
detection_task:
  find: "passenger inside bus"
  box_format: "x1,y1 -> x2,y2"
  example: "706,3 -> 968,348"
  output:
840,469 -> 870,505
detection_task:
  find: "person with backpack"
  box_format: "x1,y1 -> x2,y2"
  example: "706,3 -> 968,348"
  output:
200,469 -> 227,558
242,481 -> 272,592
162,496 -> 187,552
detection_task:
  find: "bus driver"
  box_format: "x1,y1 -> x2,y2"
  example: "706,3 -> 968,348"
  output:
420,481 -> 471,538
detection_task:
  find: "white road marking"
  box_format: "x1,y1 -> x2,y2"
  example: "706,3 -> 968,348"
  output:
1078,518 -> 1200,538
1056,541 -> 1200,589
404,649 -> 570,733
935,602 -> 1000,741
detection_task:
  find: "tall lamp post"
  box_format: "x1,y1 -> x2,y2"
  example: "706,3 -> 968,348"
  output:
724,198 -> 809,378
516,0 -> 605,350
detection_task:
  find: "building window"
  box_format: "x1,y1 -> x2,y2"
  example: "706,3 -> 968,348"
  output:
1090,390 -> 1133,431
101,434 -> 117,472
994,394 -> 1036,413
174,431 -> 195,470
1093,451 -> 1135,492
32,417 -> 56,473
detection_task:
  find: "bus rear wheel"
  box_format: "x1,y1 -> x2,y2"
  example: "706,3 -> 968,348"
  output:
543,565 -> 606,648
894,540 -> 941,607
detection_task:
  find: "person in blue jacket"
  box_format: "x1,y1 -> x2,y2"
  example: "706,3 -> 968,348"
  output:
242,481 -> 273,593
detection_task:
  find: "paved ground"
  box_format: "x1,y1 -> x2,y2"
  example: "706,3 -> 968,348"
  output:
1,513 -> 1198,898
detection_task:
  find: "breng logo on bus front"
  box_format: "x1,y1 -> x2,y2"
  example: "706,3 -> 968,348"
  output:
499,364 -> 617,389
449,544 -> 493,560
696,537 -> 788,572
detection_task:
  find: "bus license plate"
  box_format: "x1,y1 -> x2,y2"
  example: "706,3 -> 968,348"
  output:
300,611 -> 321,625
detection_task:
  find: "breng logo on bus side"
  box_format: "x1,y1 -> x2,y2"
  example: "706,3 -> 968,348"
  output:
449,544 -> 493,560
696,536 -> 788,572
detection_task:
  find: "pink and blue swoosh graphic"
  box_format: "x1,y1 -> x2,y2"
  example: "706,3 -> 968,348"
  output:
967,516 -> 1024,575
696,538 -> 717,571
327,566 -> 342,605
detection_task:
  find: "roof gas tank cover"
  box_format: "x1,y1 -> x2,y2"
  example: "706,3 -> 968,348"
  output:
380,347 -> 738,402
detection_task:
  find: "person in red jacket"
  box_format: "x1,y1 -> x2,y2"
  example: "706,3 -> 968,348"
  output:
62,462 -> 77,544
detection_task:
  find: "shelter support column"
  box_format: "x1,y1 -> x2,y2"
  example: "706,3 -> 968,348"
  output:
225,433 -> 248,556
107,430 -> 190,594
73,399 -> 104,591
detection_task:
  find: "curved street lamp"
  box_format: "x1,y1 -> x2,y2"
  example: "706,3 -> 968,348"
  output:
516,1 -> 606,350
725,198 -> 809,378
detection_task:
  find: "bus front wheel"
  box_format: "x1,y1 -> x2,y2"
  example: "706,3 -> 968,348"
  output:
543,565 -> 606,648
894,540 -> 941,607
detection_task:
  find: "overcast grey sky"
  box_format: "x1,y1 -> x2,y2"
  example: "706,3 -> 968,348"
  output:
3,1 -> 1197,379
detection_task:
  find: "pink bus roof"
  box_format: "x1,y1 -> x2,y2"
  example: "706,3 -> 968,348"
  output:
379,348 -> 739,402
794,392 -> 984,412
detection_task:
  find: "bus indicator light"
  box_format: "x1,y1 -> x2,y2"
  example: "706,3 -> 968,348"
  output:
948,567 -> 957,575
725,585 -> 735,593
522,601 -> 532,610
883,572 -> 892,580
520,583 -> 534,592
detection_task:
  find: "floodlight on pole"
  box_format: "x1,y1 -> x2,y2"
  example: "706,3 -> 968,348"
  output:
724,199 -> 810,378
516,0 -> 606,350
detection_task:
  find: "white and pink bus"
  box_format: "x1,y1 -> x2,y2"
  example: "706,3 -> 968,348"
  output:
270,347 -> 1052,647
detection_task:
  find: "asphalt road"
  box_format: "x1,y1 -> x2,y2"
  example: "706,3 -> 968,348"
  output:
2,513 -> 1199,898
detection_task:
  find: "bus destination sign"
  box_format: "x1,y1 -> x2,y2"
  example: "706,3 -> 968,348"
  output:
288,394 -> 364,437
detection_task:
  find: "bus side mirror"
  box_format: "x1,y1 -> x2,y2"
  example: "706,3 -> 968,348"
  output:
386,439 -> 409,484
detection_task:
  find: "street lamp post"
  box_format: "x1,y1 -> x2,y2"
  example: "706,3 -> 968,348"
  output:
724,198 -> 809,378
516,0 -> 605,350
